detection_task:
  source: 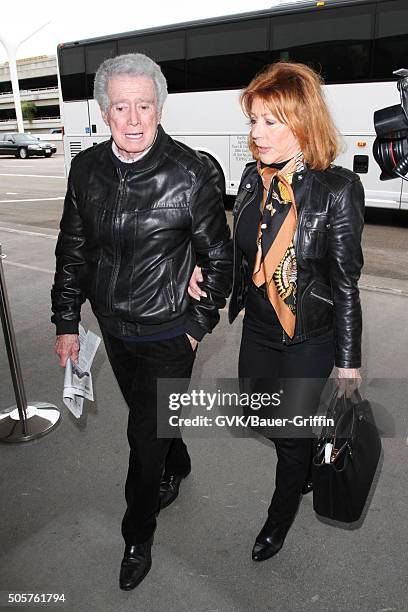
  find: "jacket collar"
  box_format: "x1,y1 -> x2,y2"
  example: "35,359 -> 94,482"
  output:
233,161 -> 312,216
102,124 -> 169,175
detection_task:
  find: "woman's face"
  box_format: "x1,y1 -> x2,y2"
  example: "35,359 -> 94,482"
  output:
249,97 -> 301,165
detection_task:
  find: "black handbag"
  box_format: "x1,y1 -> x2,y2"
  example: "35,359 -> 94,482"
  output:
312,389 -> 382,523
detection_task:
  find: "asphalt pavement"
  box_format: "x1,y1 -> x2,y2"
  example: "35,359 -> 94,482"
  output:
0,155 -> 407,612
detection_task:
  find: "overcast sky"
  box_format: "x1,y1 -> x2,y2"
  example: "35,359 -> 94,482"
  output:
0,0 -> 304,63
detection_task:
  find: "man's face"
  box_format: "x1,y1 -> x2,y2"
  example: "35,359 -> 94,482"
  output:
102,74 -> 161,160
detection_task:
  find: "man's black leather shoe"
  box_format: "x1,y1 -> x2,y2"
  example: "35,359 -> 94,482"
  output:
159,470 -> 190,509
252,518 -> 293,562
119,538 -> 153,591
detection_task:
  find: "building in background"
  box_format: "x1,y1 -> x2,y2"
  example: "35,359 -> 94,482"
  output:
0,55 -> 61,134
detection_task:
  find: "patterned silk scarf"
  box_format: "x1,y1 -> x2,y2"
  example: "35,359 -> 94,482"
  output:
252,153 -> 304,338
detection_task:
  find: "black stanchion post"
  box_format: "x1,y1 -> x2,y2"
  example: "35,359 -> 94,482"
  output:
0,245 -> 28,433
0,243 -> 60,442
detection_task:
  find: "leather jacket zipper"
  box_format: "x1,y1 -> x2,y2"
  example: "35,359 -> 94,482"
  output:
167,259 -> 176,312
310,289 -> 334,306
232,182 -> 259,296
108,170 -> 126,313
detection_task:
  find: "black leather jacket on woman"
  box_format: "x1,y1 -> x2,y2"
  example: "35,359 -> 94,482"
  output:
51,125 -> 232,341
229,162 -> 365,368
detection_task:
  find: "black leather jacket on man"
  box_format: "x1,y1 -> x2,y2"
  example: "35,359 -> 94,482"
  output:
229,162 -> 365,368
51,125 -> 232,341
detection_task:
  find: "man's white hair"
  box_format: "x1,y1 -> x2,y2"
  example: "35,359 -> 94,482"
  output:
94,53 -> 168,111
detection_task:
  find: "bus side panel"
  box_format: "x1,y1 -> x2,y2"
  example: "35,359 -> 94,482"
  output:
62,100 -> 109,172
61,84 -> 403,208
63,101 -> 91,136
62,101 -> 91,173
162,90 -> 252,193
162,90 -> 245,134
401,181 -> 408,211
88,99 -> 110,137
325,83 -> 402,209
182,136 -> 229,186
229,134 -> 253,194
335,134 -> 402,210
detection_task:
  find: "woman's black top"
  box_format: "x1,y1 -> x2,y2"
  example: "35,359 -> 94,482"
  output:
236,160 -> 291,332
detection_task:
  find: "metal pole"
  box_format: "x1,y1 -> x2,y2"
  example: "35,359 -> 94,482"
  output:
0,22 -> 51,134
0,244 -> 60,443
0,245 -> 28,429
1,44 -> 24,133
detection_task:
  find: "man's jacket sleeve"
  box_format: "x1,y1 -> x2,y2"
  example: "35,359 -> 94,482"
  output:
51,166 -> 87,335
184,156 -> 233,341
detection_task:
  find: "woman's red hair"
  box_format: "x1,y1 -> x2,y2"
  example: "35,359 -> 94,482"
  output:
240,61 -> 340,170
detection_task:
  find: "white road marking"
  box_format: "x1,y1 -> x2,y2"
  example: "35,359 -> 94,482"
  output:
0,226 -> 57,239
0,173 -> 65,179
0,197 -> 64,203
5,192 -> 18,195
3,260 -> 54,274
359,283 -> 408,297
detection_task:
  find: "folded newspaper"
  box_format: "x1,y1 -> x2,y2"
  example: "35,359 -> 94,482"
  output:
63,325 -> 101,418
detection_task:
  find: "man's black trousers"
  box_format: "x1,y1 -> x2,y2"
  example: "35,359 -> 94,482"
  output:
101,329 -> 196,545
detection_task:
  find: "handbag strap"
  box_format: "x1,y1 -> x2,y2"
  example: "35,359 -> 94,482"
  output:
333,397 -> 356,444
317,387 -> 362,463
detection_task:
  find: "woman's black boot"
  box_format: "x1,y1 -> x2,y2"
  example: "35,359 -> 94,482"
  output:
252,516 -> 293,562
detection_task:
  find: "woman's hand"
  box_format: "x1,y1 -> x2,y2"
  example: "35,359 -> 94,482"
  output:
54,334 -> 80,367
188,265 -> 206,301
336,367 -> 362,398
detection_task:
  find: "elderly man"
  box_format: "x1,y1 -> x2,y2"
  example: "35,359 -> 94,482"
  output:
51,53 -> 232,590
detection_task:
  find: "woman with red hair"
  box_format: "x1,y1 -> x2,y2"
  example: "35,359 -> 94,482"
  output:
190,61 -> 364,562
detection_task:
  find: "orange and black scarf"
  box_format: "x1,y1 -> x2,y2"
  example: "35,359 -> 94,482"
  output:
252,153 -> 305,338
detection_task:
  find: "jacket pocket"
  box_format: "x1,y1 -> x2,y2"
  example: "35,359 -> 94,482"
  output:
300,280 -> 334,333
310,289 -> 334,306
300,213 -> 330,260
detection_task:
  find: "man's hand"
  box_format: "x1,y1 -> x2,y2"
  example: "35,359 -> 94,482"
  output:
186,333 -> 198,352
54,334 -> 80,367
188,265 -> 206,301
336,367 -> 362,398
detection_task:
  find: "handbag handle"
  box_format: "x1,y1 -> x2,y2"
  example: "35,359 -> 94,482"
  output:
317,388 -> 362,464
324,392 -> 355,463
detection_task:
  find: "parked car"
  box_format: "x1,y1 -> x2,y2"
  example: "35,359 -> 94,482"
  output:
49,128 -> 62,134
0,133 -> 57,158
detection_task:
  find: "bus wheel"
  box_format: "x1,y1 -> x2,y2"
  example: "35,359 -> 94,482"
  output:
18,148 -> 28,159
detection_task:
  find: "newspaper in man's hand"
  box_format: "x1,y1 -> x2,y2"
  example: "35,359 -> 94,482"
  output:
63,325 -> 101,418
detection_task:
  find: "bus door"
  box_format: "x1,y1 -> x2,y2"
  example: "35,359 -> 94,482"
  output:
88,99 -> 110,140
62,101 -> 93,170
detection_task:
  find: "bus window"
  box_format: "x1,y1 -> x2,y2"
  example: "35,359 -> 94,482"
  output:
270,4 -> 374,83
59,45 -> 86,101
118,32 -> 186,93
373,0 -> 408,80
86,41 -> 118,98
186,18 -> 269,90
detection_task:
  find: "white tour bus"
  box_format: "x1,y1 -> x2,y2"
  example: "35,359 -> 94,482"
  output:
57,0 -> 408,209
